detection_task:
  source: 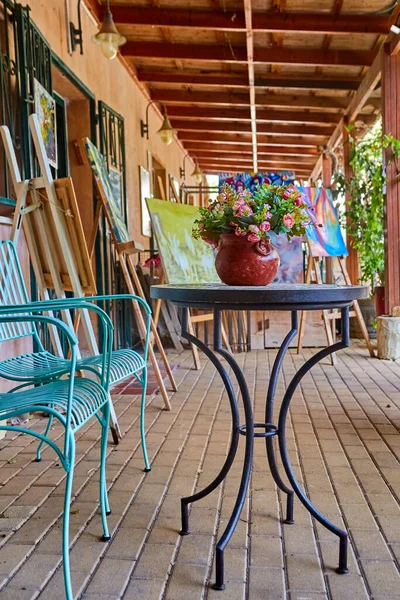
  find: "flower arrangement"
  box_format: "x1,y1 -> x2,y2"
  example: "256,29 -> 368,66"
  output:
192,183 -> 314,247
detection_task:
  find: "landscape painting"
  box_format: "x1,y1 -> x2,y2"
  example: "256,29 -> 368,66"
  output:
34,79 -> 57,169
146,198 -> 219,284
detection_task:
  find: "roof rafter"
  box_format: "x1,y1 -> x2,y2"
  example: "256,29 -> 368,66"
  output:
105,6 -> 390,34
173,120 -> 334,136
151,89 -> 380,111
137,70 -> 363,90
122,42 -> 376,67
168,106 -> 341,124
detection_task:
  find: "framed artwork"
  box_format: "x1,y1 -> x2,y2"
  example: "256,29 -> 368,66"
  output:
268,232 -> 304,284
83,137 -> 130,244
219,171 -> 295,192
139,165 -> 152,237
146,197 -> 219,284
34,79 -> 57,169
299,187 -> 348,257
108,166 -> 123,213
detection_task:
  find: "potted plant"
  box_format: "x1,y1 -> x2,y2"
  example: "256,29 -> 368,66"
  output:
192,183 -> 314,286
333,120 -> 400,320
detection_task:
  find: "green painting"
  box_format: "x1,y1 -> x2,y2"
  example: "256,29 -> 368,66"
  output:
146,198 -> 220,284
83,138 -> 130,244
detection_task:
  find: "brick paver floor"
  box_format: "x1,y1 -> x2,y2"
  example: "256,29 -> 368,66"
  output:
0,346 -> 399,599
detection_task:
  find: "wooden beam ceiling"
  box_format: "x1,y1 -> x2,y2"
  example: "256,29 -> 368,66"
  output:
183,142 -> 319,155
178,132 -> 327,146
151,89 -> 380,111
122,42 -> 376,67
137,71 -> 363,90
172,120 -> 334,136
167,106 -> 341,124
107,6 -> 391,35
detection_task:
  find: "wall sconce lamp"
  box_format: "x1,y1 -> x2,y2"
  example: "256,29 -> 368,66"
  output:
91,0 -> 126,60
69,0 -> 84,54
140,100 -> 176,146
180,154 -> 203,184
192,159 -> 203,185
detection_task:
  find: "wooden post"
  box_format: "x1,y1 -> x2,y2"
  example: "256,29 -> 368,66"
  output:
343,117 -> 360,286
382,43 -> 400,315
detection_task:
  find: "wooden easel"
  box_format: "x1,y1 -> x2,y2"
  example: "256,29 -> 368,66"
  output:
0,115 -> 122,441
82,142 -> 176,410
297,252 -> 375,363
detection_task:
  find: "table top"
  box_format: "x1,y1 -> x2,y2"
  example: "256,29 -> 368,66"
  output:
150,283 -> 367,311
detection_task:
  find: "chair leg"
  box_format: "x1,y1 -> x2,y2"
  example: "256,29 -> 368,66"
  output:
140,369 -> 151,473
100,400 -> 111,541
62,435 -> 76,600
36,413 -> 54,462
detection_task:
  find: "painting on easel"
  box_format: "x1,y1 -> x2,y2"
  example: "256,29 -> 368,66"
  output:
83,138 -> 130,244
146,198 -> 219,284
299,187 -> 347,257
34,79 -> 57,169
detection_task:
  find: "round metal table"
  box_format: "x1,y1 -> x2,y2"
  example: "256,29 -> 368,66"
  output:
150,283 -> 367,591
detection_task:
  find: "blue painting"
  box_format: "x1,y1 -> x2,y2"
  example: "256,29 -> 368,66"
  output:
218,171 -> 296,192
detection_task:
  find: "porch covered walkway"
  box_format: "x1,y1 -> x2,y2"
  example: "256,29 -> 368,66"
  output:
0,346 -> 399,599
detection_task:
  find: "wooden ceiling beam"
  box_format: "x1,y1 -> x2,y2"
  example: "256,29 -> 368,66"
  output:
179,131 -> 326,146
152,89 -> 380,111
167,106 -> 341,124
137,70 -> 363,90
194,152 -> 316,165
244,0 -> 257,171
173,120 -> 333,136
198,162 -> 312,174
122,42 -> 376,67
106,6 -> 390,34
183,142 -> 319,155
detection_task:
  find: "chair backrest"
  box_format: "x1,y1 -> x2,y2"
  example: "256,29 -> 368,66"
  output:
0,240 -> 38,343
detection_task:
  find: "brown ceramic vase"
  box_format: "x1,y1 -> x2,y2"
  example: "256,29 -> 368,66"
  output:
215,233 -> 280,286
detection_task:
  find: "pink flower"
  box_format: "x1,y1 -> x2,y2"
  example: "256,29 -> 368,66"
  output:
294,198 -> 303,207
259,221 -> 271,232
249,224 -> 259,233
283,191 -> 291,199
235,227 -> 247,236
234,203 -> 253,217
247,232 -> 259,243
283,214 -> 295,229
233,200 -> 246,209
265,211 -> 272,219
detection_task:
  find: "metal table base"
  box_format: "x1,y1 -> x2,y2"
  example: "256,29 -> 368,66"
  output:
179,306 -> 350,591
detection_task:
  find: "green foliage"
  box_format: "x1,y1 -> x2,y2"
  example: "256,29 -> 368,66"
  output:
333,120 -> 400,291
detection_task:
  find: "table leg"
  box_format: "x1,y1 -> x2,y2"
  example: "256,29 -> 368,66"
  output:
179,308 -> 240,536
212,310 -> 254,591
277,307 -> 350,574
265,311 -> 298,524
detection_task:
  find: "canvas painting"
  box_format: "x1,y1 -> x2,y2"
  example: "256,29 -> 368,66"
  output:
139,166 -> 152,238
219,171 -> 296,192
34,79 -> 57,169
299,187 -> 348,257
269,232 -> 304,284
108,166 -> 123,213
83,138 -> 130,244
146,198 -> 219,284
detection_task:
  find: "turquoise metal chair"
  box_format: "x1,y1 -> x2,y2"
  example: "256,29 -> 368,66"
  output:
0,240 -> 152,471
0,310 -> 112,600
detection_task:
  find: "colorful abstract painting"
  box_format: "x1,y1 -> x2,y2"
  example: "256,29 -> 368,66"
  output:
83,138 -> 130,244
34,79 -> 57,169
299,187 -> 348,257
219,171 -> 295,192
269,232 -> 304,284
146,198 -> 219,284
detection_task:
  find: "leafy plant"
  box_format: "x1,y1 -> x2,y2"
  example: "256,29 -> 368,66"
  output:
192,183 -> 317,247
333,120 -> 400,292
